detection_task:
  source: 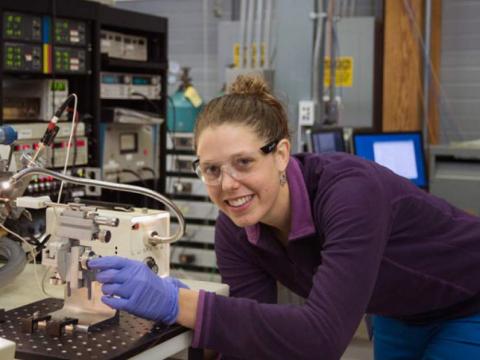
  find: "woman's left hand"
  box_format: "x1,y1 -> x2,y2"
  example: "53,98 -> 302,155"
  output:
88,256 -> 188,324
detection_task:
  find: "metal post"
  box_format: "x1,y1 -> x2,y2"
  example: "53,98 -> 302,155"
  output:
312,0 -> 328,129
423,0 -> 432,150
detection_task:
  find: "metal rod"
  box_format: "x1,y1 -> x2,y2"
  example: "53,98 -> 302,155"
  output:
203,0 -> 209,93
10,167 -> 185,244
350,0 -> 356,16
327,0 -> 336,109
263,0 -> 272,68
312,0 -> 328,128
423,0 -> 432,149
255,0 -> 263,68
239,0 -> 247,68
246,0 -> 255,68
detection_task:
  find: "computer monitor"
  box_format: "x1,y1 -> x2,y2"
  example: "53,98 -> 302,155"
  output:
353,131 -> 427,188
310,128 -> 346,154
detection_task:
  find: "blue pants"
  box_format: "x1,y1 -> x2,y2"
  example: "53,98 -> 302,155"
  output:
373,314 -> 480,359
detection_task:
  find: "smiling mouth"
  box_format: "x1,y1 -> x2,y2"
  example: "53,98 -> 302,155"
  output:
225,195 -> 254,208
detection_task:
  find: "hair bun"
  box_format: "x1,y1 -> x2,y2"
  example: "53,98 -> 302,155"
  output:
228,74 -> 270,96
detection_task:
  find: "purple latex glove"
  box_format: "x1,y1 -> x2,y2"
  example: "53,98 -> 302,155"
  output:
88,256 -> 188,324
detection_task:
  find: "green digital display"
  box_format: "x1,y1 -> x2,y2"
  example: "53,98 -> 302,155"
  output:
3,12 -> 41,41
3,43 -> 42,71
50,81 -> 67,92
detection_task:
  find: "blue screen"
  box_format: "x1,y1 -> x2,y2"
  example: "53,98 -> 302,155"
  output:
311,131 -> 345,153
353,132 -> 427,188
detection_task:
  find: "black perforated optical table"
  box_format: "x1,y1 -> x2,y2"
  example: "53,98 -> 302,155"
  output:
0,265 -> 228,359
0,298 -> 194,360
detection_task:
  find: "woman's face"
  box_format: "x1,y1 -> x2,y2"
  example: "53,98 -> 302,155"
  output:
196,124 -> 290,228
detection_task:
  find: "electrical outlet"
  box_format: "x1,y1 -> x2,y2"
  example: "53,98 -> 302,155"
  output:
298,100 -> 315,126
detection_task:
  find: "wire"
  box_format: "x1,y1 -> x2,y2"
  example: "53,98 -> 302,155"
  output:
29,143 -> 45,166
131,91 -> 163,195
119,169 -> 146,186
69,109 -> 80,173
51,0 -> 57,121
29,94 -> 77,168
141,166 -> 156,186
130,91 -> 161,113
141,166 -> 158,208
57,93 -> 78,203
40,265 -> 59,299
131,91 -> 172,195
119,169 -> 148,207
7,144 -> 14,171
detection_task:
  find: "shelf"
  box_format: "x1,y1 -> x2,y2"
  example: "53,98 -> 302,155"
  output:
166,149 -> 196,156
99,6 -> 167,34
175,241 -> 215,250
171,218 -> 216,226
3,71 -> 91,78
170,263 -> 219,274
101,55 -> 167,72
166,171 -> 197,178
168,193 -> 211,202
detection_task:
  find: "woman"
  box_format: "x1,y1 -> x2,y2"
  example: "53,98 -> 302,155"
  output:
89,75 -> 480,360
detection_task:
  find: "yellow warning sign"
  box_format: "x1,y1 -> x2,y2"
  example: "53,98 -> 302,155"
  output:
233,43 -> 267,68
184,86 -> 203,108
233,43 -> 240,68
324,56 -> 354,87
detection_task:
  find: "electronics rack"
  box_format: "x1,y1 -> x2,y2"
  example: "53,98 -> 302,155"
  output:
96,5 -> 168,205
0,0 -> 168,205
0,0 -> 97,203
166,133 -> 221,283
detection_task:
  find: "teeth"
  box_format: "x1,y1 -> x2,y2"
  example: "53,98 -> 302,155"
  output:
227,195 -> 253,207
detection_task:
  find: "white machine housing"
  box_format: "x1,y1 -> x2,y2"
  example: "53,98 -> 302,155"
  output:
44,205 -> 170,277
39,203 -> 171,330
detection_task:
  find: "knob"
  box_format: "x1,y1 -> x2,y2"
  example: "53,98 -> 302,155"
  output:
94,230 -> 111,243
143,256 -> 159,274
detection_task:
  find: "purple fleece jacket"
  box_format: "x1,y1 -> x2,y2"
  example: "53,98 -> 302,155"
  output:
192,152 -> 480,359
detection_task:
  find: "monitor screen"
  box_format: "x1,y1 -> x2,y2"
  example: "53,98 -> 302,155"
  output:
311,129 -> 346,153
353,132 -> 427,188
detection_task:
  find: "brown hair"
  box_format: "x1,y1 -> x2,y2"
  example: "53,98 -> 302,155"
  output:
194,75 -> 291,149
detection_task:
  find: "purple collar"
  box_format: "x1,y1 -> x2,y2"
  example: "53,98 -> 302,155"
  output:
245,157 -> 316,245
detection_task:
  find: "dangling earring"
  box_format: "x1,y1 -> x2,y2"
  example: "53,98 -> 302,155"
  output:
279,172 -> 287,186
